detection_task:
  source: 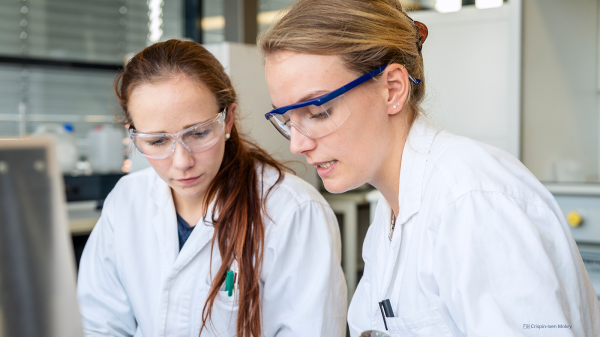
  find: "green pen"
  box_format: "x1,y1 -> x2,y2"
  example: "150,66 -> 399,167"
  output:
225,270 -> 234,297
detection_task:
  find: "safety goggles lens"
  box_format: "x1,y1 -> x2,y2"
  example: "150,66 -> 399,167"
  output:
132,116 -> 225,159
268,94 -> 351,140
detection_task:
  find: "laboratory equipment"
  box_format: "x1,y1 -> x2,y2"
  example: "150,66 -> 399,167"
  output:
86,124 -> 124,174
521,0 -> 600,300
0,137 -> 83,337
32,123 -> 78,173
359,331 -> 390,337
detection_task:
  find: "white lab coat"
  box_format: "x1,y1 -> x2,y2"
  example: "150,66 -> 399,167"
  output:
348,118 -> 600,336
77,166 -> 347,337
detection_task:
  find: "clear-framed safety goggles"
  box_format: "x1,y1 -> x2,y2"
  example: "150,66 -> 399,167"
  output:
129,108 -> 226,159
264,65 -> 421,140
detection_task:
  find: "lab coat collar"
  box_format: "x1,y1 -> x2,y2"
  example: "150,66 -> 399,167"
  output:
171,204 -> 216,278
149,172 -> 171,209
377,118 -> 437,299
148,172 -> 217,278
395,118 -> 437,226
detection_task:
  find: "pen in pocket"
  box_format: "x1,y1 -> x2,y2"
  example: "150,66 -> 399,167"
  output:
378,299 -> 394,330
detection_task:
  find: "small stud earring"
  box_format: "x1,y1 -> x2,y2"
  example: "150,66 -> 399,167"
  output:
393,105 -> 397,109
225,133 -> 230,139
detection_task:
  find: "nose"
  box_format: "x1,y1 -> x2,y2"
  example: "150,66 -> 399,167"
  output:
289,126 -> 316,156
171,141 -> 194,171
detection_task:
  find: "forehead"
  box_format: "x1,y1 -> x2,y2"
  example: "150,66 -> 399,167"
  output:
128,75 -> 219,133
265,51 -> 357,107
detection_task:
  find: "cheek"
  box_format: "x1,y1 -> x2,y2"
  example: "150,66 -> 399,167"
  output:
195,140 -> 226,173
334,112 -> 383,173
146,158 -> 172,178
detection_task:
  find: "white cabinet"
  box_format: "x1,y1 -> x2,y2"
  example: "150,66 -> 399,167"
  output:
522,0 -> 600,184
412,2 -> 522,157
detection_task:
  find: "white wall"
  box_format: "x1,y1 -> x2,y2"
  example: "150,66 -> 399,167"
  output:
204,43 -> 319,187
411,3 -> 521,158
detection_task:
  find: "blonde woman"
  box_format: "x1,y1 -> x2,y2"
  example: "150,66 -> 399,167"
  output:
259,0 -> 600,336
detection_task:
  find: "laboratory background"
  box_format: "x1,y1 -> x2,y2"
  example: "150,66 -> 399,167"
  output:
1,0 -> 599,335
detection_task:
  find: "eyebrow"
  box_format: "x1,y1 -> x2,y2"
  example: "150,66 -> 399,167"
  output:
136,118 -> 210,134
271,90 -> 329,109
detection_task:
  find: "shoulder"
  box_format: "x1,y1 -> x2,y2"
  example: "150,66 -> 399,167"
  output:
110,167 -> 157,194
258,165 -> 336,233
103,167 -> 159,209
260,165 -> 329,210
425,131 -> 551,208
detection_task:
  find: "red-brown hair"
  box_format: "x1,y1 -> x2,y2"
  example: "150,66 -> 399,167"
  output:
114,39 -> 289,337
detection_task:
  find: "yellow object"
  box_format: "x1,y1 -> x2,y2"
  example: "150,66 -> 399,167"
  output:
566,211 -> 583,227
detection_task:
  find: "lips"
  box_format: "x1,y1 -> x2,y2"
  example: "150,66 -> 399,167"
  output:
176,175 -> 201,185
316,160 -> 336,169
312,160 -> 338,178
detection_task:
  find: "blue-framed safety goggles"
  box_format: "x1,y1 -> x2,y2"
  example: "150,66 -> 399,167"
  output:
264,65 -> 421,140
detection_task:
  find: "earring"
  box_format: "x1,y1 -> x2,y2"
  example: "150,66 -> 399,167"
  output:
225,133 -> 230,139
393,105 -> 397,109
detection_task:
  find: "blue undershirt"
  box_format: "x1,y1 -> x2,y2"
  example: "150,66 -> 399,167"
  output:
176,213 -> 195,251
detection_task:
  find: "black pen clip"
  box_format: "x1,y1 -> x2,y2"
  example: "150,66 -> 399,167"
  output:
378,301 -> 388,330
381,299 -> 395,318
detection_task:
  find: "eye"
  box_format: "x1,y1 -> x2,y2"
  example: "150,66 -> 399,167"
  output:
148,138 -> 168,147
309,108 -> 332,120
190,130 -> 211,139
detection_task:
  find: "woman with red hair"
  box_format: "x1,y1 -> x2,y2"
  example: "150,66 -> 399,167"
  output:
76,39 -> 347,337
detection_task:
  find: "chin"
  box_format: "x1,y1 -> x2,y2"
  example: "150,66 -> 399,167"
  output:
322,178 -> 354,194
170,184 -> 204,199
322,172 -> 369,194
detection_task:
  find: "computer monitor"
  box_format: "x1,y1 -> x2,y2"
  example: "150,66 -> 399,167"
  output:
0,137 -> 83,337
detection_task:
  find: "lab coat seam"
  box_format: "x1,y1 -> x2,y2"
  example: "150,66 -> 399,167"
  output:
433,195 -> 495,336
98,198 -> 128,302
82,204 -> 138,336
267,169 -> 330,206
266,200 -> 333,238
435,190 -> 567,335
438,189 -> 553,216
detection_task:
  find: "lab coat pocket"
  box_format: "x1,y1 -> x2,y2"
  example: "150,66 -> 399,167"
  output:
204,290 -> 239,335
215,289 -> 239,310
387,308 -> 453,337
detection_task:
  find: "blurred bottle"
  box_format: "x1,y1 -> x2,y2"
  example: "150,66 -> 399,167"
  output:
129,147 -> 152,172
555,159 -> 586,183
32,123 -> 78,174
87,124 -> 124,174
71,155 -> 93,176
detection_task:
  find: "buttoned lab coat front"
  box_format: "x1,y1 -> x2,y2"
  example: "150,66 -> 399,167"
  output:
77,166 -> 347,337
348,119 -> 600,336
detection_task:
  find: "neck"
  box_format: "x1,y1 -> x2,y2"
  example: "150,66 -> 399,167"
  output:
369,112 -> 411,217
172,189 -> 206,227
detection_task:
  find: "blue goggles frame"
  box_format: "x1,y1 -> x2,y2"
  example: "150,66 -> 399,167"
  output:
264,65 -> 422,120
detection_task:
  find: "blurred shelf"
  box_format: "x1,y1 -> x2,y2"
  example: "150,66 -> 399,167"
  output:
67,200 -> 100,235
0,113 -> 114,123
69,218 -> 97,235
544,183 -> 600,196
64,173 -> 125,202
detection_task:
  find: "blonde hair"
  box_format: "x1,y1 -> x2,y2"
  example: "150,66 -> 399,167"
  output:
259,0 -> 426,122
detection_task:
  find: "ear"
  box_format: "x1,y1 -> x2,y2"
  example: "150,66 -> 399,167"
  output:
226,102 -> 236,134
383,64 -> 411,116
